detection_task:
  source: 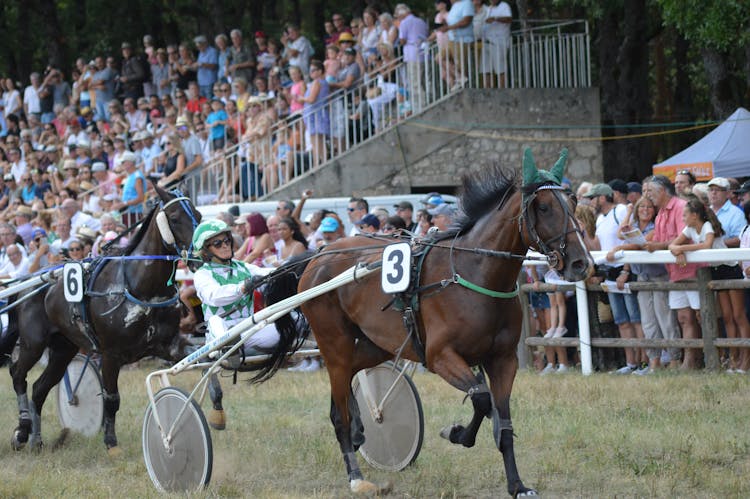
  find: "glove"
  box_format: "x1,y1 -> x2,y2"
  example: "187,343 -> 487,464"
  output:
242,277 -> 257,294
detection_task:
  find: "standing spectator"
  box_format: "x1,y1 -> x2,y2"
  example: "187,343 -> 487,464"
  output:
151,48 -> 171,98
286,66 -> 306,116
645,175 -> 702,369
186,81 -> 207,115
707,177 -> 745,247
113,151 -> 145,226
3,78 -> 23,119
379,13 -> 400,49
584,183 -> 644,374
607,192 -> 679,374
429,0 -> 455,88
228,29 -> 256,85
330,13 -> 353,45
442,0 -> 475,89
359,8 -> 382,53
428,203 -> 456,231
673,169 -> 696,197
215,34 -> 231,84
482,0 -> 512,88
627,182 -> 642,204
281,24 -> 314,76
23,73 -> 42,120
140,131 -> 162,176
38,69 -> 56,124
297,60 -> 329,167
669,196 -> 750,372
394,200 -> 418,231
90,56 -> 117,121
53,67 -> 73,108
119,42 -> 146,100
157,134 -> 186,188
194,35 -> 219,99
608,178 -> 630,206
397,4 -> 430,111
176,117 -> 203,175
175,43 -> 197,92
206,98 -> 228,151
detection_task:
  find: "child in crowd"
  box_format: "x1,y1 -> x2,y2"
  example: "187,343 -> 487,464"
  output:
324,45 -> 341,84
669,196 -> 750,372
206,98 -> 228,151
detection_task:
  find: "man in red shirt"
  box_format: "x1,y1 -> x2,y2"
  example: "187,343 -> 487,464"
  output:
644,175 -> 701,369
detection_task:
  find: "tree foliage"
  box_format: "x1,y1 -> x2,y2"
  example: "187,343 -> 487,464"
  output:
657,0 -> 749,51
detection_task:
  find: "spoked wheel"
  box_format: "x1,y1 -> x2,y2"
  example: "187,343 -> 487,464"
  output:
142,387 -> 212,492
352,361 -> 424,471
56,353 -> 104,436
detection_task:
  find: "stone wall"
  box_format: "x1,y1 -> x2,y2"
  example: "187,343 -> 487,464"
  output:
267,88 -> 602,199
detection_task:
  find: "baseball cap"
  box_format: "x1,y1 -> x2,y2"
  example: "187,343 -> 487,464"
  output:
427,204 -> 456,217
120,151 -> 137,163
121,42 -> 132,49
608,179 -> 628,195
626,181 -> 642,194
193,35 -> 208,45
734,180 -> 750,194
91,162 -> 107,172
393,201 -> 413,211
355,213 -> 380,230
706,177 -> 730,190
31,228 -> 47,240
254,30 -> 267,39
583,183 -> 614,198
320,217 -> 339,233
421,192 -> 445,206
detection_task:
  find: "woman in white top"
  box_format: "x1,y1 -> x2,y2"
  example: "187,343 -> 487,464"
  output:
359,7 -> 382,52
3,78 -> 23,118
379,13 -> 399,48
669,196 -> 750,372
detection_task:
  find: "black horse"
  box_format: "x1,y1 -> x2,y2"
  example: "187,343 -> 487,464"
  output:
5,184 -> 200,454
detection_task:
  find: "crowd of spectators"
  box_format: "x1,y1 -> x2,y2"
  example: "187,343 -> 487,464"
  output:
531,172 -> 750,375
0,1 -> 513,206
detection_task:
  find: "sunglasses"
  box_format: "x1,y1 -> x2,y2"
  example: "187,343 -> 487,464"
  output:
209,237 -> 232,249
69,246 -> 83,251
347,207 -> 357,212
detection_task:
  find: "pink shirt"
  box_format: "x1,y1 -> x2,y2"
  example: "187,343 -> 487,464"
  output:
653,195 -> 700,282
290,81 -> 305,114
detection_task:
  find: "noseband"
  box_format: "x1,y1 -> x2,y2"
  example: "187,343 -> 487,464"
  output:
520,184 -> 581,271
157,191 -> 201,259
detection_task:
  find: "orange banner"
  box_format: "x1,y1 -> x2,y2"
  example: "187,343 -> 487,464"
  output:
652,162 -> 714,182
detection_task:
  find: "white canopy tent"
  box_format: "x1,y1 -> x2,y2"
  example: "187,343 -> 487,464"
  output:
653,107 -> 750,180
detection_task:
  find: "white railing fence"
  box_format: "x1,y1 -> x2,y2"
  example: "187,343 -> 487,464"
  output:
181,20 -> 590,205
522,248 -> 750,375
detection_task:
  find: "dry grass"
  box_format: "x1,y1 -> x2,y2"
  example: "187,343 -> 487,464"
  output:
0,362 -> 748,498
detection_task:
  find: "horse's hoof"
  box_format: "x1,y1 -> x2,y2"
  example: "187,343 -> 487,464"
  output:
439,423 -> 464,445
29,436 -> 43,452
350,479 -> 392,495
208,409 -> 226,431
516,488 -> 539,497
11,433 -> 26,451
107,446 -> 123,458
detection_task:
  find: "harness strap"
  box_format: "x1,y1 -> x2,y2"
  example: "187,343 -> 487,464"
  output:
123,289 -> 179,308
455,275 -> 519,299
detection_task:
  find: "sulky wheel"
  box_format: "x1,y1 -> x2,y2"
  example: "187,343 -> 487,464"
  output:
56,353 -> 104,437
352,361 -> 424,471
142,387 -> 213,492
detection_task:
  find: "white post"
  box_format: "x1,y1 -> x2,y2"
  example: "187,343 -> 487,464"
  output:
575,280 -> 592,375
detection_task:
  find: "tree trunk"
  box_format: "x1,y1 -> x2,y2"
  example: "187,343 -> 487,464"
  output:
37,0 -> 65,70
701,47 -> 735,119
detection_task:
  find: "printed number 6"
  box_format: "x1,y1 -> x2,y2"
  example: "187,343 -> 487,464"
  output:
66,267 -> 79,296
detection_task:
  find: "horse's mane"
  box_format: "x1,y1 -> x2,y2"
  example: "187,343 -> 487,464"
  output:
451,164 -> 519,235
121,205 -> 158,255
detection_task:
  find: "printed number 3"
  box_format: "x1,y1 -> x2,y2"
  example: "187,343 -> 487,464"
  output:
386,249 -> 404,284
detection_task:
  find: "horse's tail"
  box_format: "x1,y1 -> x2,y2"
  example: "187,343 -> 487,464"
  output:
248,251 -> 314,384
0,295 -> 20,367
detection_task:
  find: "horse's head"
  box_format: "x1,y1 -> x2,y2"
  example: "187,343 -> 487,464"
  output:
521,148 -> 593,282
153,182 -> 202,256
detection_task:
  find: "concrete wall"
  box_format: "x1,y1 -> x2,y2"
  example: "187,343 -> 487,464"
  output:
267,88 -> 602,199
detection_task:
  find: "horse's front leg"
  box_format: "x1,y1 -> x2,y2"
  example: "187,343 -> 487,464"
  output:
432,348 -> 492,448
100,355 -> 122,457
485,354 -> 537,497
28,335 -> 78,449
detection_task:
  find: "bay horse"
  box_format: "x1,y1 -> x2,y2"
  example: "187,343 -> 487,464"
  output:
262,151 -> 592,495
5,184 -> 200,454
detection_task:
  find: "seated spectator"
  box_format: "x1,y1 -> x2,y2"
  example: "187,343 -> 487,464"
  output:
355,213 -> 380,234
0,241 -> 29,279
382,215 -> 406,235
427,203 -> 455,231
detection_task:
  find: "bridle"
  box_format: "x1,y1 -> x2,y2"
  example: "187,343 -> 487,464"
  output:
155,190 -> 201,260
520,184 -> 582,271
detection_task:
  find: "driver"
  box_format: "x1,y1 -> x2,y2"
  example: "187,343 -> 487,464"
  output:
192,219 -> 279,351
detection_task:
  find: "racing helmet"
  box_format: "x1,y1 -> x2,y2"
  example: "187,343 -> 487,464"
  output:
192,219 -> 233,251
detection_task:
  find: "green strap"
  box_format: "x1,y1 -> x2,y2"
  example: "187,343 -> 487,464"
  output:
455,275 -> 519,299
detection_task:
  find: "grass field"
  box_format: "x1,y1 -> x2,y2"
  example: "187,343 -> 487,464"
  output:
0,362 -> 748,498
